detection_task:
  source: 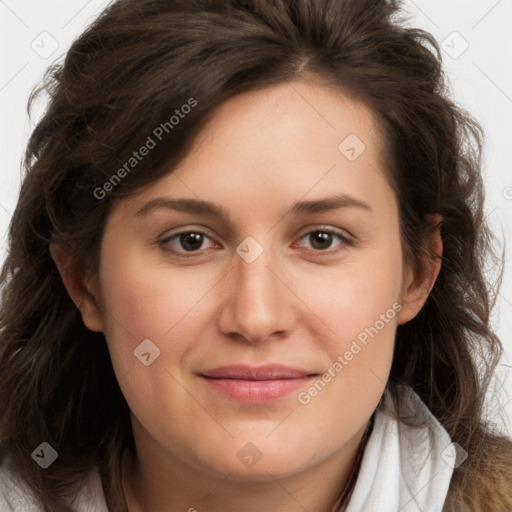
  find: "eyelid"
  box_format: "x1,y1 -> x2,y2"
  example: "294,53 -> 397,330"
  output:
294,223 -> 352,240
158,223 -> 219,240
158,226 -> 221,255
157,224 -> 353,257
294,226 -> 353,252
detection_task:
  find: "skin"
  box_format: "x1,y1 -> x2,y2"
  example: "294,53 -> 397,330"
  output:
52,79 -> 441,511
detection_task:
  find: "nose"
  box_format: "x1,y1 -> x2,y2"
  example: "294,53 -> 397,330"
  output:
217,247 -> 297,344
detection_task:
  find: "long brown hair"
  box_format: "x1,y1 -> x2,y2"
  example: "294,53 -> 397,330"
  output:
1,0 -> 511,510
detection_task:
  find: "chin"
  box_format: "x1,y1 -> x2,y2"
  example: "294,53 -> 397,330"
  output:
193,443 -> 318,482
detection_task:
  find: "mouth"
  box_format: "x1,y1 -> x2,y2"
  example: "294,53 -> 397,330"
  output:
198,364 -> 318,403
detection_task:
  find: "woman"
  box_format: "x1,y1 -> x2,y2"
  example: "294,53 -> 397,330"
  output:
0,0 -> 511,510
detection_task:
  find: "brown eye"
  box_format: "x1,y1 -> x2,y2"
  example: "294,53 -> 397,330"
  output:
178,232 -> 205,251
309,231 -> 334,250
297,229 -> 351,253
160,231 -> 217,254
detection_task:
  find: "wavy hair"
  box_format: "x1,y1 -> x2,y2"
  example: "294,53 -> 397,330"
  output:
1,0 -> 511,510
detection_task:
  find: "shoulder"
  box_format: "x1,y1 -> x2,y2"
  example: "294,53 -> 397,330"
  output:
0,458 -> 108,512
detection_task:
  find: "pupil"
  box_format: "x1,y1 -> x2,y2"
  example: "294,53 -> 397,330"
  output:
180,233 -> 203,251
310,232 -> 332,250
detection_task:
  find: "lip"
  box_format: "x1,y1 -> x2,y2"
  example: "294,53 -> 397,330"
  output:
199,365 -> 318,403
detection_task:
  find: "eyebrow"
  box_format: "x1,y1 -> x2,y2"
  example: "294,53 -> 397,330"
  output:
135,193 -> 372,220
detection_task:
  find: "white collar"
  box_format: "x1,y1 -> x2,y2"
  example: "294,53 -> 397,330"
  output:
343,384 -> 455,512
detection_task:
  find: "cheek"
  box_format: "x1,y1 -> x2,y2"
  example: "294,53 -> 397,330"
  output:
96,254 -> 211,426
288,272 -> 399,469
100,244 -> 186,333
292,246 -> 403,407
297,247 -> 403,347
96,249 -> 226,382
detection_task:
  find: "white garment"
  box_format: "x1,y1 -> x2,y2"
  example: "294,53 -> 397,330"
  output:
0,385 -> 454,511
343,384 -> 454,512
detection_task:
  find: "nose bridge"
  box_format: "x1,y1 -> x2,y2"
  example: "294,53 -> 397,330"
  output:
236,252 -> 276,308
217,240 -> 295,342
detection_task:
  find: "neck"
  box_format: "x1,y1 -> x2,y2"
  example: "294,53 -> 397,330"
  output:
122,419 -> 371,512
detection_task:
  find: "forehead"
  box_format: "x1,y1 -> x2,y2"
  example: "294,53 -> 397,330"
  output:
122,80 -> 395,223
189,80 -> 384,164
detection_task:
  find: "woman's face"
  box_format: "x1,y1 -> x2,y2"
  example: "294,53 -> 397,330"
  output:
84,80 -> 423,480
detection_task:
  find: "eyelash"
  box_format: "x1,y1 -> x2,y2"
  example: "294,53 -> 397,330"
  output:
158,227 -> 353,257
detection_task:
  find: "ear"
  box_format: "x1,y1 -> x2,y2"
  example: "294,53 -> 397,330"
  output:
50,244 -> 104,332
397,214 -> 443,325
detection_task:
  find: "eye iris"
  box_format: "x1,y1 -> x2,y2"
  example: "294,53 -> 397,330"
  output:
310,231 -> 333,250
180,232 -> 203,251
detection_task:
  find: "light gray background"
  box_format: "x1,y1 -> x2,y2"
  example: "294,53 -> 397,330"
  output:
1,0 -> 511,435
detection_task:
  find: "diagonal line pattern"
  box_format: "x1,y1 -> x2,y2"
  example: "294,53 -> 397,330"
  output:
163,368 -> 234,438
288,82 -> 336,131
173,172 -> 201,198
498,292 -> 512,309
472,61 -> 512,105
163,266 -> 234,337
200,471 -> 233,502
407,0 -> 440,29
266,471 -> 308,511
369,367 -> 386,385
0,62 -> 29,92
61,0 -> 93,29
501,395 -> 512,410
265,265 -> 337,335
266,164 -> 337,234
265,410 -> 294,438
118,267 -> 234,383
0,203 -> 13,218
0,1 -> 29,29
398,471 -> 441,511
471,0 -> 503,30
483,205 -> 498,221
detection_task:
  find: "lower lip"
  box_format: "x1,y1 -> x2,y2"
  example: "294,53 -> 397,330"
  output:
200,376 -> 315,403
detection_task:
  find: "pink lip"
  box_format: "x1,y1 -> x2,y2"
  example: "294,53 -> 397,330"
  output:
199,365 -> 317,403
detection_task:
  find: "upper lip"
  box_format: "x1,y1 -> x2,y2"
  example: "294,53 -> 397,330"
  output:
199,364 -> 317,380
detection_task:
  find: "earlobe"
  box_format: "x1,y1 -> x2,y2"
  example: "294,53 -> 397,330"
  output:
397,214 -> 443,325
50,244 -> 104,332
